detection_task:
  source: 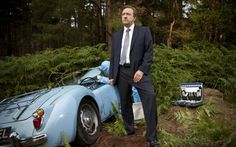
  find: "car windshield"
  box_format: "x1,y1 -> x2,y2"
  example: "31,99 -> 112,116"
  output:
60,67 -> 101,85
80,67 -> 101,80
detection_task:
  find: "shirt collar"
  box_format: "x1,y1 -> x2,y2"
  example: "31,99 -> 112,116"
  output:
124,23 -> 135,32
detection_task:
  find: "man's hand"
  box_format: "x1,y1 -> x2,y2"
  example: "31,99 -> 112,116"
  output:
133,70 -> 144,83
109,79 -> 115,85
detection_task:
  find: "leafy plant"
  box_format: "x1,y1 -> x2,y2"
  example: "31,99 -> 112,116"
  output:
159,128 -> 187,147
0,43 -> 109,100
61,131 -> 71,147
105,102 -> 127,136
160,98 -> 236,146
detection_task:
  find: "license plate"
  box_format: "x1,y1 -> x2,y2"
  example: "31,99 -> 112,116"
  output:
0,127 -> 11,140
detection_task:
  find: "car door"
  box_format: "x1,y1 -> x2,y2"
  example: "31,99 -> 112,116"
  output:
93,84 -> 120,121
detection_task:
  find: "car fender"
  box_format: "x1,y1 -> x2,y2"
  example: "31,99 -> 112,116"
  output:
35,86 -> 99,147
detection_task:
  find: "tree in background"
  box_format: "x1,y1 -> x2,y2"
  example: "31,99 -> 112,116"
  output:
31,0 -> 99,50
123,0 -> 192,48
189,0 -> 236,46
0,0 -> 32,56
0,0 -> 235,56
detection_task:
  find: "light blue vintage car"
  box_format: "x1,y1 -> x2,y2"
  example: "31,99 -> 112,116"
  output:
0,67 -> 120,146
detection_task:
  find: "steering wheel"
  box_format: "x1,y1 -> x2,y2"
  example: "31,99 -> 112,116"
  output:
79,77 -> 97,89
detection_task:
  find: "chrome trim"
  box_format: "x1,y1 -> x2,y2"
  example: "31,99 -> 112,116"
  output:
20,134 -> 47,146
0,133 -> 48,147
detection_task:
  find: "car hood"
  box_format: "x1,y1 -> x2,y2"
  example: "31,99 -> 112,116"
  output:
0,86 -> 79,124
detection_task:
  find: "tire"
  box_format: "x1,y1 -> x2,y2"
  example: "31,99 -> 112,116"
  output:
74,99 -> 101,146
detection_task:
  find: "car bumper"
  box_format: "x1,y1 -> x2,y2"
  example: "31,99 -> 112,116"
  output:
0,133 -> 47,147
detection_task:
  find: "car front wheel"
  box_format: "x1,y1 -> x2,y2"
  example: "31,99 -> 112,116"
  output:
74,99 -> 101,146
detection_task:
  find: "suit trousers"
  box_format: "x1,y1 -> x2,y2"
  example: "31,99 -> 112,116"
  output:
117,65 -> 158,142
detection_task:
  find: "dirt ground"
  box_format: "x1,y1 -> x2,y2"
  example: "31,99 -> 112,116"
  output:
91,88 -> 236,147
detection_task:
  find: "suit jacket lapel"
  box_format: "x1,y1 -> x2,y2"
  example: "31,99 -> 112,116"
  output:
130,26 -> 138,53
117,30 -> 123,57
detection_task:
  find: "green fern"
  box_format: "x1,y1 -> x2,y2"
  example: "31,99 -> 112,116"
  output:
61,131 -> 71,147
0,44 -> 109,99
105,102 -> 127,136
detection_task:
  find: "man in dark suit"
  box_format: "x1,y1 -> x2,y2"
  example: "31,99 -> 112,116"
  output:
109,5 -> 158,147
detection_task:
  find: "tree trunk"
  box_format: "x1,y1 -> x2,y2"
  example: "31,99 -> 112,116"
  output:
167,20 -> 175,48
7,19 -> 12,56
95,0 -> 104,43
105,0 -> 112,50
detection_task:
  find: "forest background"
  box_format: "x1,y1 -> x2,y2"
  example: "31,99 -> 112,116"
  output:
0,0 -> 236,146
0,0 -> 235,56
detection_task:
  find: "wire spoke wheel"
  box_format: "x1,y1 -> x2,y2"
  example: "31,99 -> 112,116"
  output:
74,99 -> 101,146
80,103 -> 98,135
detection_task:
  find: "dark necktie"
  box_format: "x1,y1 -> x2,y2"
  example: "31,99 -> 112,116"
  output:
120,28 -> 130,65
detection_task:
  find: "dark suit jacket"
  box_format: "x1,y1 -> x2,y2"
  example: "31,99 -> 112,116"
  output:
109,25 -> 153,84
